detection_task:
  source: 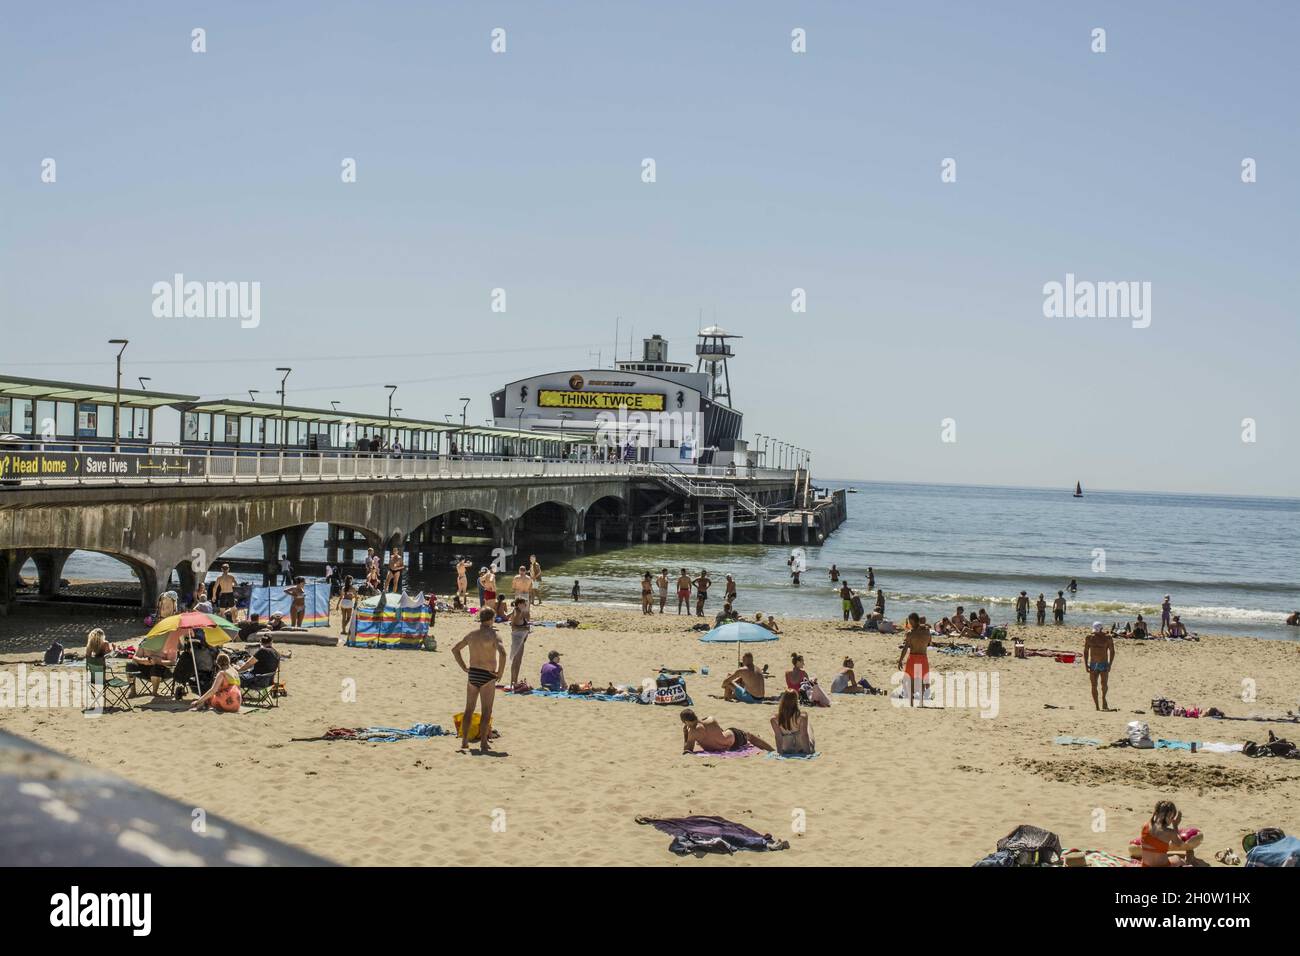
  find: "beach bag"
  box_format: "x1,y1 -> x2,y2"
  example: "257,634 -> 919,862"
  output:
453,711 -> 484,742
1127,721 -> 1154,749
986,639 -> 1006,657
996,825 -> 1062,866
989,627 -> 1007,641
802,679 -> 831,708
973,849 -> 1017,867
654,674 -> 690,706
1151,697 -> 1175,717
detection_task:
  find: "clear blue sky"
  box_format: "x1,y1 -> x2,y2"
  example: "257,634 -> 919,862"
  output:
2,1 -> 1296,495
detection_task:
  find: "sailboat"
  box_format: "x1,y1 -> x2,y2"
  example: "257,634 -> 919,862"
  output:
1073,481 -> 1083,498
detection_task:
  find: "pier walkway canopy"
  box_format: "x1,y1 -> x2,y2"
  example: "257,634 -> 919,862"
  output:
0,374 -> 195,448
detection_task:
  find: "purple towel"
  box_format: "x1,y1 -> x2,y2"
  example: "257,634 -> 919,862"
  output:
636,815 -> 790,855
684,745 -> 760,758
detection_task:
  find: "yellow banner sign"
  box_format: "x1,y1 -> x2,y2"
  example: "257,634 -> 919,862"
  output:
538,389 -> 665,411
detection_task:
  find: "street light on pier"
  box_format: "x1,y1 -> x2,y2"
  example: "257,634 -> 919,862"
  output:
275,368 -> 292,449
137,376 -> 151,391
385,385 -> 398,445
459,397 -> 471,428
108,339 -> 129,452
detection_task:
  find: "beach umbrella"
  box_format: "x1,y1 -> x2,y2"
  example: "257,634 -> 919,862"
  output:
699,620 -> 779,662
138,612 -> 235,658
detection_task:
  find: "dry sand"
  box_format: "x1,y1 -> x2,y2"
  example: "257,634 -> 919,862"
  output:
2,604 -> 1299,866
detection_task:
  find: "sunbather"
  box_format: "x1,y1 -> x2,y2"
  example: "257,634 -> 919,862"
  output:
830,657 -> 863,694
1139,800 -> 1198,867
722,652 -> 766,702
680,708 -> 773,753
770,691 -> 815,755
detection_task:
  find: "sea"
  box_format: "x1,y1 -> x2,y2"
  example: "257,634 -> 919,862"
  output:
58,480 -> 1299,641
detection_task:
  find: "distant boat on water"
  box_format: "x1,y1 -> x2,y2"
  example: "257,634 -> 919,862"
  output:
1073,481 -> 1083,498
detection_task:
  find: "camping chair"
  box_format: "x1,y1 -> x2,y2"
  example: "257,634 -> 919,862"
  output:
84,658 -> 132,712
239,665 -> 281,709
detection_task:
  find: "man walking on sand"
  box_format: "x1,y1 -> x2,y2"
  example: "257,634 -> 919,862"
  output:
1083,622 -> 1115,711
1052,590 -> 1067,624
452,608 -> 507,753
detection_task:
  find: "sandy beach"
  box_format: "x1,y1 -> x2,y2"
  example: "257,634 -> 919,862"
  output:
2,601 -> 1298,867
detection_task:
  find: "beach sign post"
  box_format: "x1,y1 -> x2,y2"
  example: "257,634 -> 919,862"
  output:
699,620 -> 779,664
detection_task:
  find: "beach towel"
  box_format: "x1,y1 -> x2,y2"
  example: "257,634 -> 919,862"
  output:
1058,848 -> 1137,868
1054,736 -> 1102,747
521,688 -> 648,704
298,723 -> 449,742
635,815 -> 790,855
765,751 -> 820,760
685,745 -> 760,758
1198,742 -> 1245,753
1155,739 -> 1197,751
1246,834 -> 1300,866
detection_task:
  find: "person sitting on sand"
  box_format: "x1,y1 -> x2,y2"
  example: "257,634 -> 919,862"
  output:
831,657 -> 863,694
189,652 -> 241,713
897,613 -> 932,707
1084,621 -> 1115,711
765,615 -> 782,634
679,708 -> 773,753
952,606 -> 967,629
539,650 -> 565,690
237,613 -> 268,641
713,602 -> 739,626
977,609 -> 991,628
452,609 -> 508,753
936,617 -> 953,636
1139,800 -> 1198,867
770,691 -> 815,755
494,595 -> 509,621
237,633 -> 285,679
722,652 -> 766,703
1168,615 -> 1189,639
785,653 -> 809,692
1132,614 -> 1149,639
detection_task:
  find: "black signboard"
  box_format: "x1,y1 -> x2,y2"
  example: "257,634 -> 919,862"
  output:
0,451 -> 204,482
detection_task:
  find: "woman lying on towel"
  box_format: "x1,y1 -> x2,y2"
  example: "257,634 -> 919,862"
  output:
770,691 -> 815,755
1139,801 -> 1200,867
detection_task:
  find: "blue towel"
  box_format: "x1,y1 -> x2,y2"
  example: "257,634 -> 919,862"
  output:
527,689 -> 647,704
1054,735 -> 1102,747
1155,739 -> 1197,751
360,723 -> 450,741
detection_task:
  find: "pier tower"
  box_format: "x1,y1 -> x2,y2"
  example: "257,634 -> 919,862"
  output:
694,326 -> 740,408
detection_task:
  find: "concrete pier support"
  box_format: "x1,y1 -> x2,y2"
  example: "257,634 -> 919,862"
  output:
727,504 -> 735,543
259,532 -> 282,585
697,501 -> 706,543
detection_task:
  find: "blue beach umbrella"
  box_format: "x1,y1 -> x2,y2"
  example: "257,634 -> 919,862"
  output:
699,620 -> 779,662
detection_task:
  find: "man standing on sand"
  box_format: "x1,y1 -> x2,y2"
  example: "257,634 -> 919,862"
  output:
1015,590 -> 1030,626
279,553 -> 293,586
656,569 -> 669,613
512,566 -> 533,607
679,709 -> 773,753
1160,595 -> 1172,636
212,563 -> 238,621
1083,622 -> 1115,711
529,555 -> 543,606
693,570 -> 711,618
897,612 -> 932,707
1036,593 -> 1047,625
1052,590 -> 1067,624
676,568 -> 692,615
452,608 -> 507,753
455,559 -> 469,603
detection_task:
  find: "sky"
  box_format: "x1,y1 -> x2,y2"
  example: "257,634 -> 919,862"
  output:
2,1 -> 1297,496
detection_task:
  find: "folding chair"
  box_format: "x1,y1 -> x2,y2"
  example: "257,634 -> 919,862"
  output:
84,658 -> 132,712
239,666 -> 280,708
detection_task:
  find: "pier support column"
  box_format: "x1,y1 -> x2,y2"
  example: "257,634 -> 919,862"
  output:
259,533 -> 282,586
727,504 -> 735,543
0,551 -> 16,616
697,501 -> 706,543
282,525 -> 309,572
34,549 -> 73,598
801,512 -> 810,544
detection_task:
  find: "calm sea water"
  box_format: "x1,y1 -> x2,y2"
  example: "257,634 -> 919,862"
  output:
59,480 -> 1300,640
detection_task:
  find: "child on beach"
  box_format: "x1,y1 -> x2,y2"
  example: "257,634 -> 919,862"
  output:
1139,801 -> 1199,867
571,579 -> 580,602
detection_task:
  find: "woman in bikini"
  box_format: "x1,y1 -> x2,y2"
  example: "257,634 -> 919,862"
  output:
384,548 -> 404,593
770,691 -> 815,755
785,653 -> 809,692
284,577 -> 307,628
897,612 -> 931,706
339,576 -> 357,632
641,572 -> 654,614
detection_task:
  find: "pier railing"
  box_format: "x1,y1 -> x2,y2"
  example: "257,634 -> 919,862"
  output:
0,444 -> 796,488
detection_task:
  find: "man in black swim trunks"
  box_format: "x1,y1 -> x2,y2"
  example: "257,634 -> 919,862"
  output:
679,708 -> 773,753
693,570 -> 711,618
452,608 -> 508,753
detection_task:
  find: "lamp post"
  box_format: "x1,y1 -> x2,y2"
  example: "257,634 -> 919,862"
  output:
275,367 -> 292,449
108,339 -> 128,452
385,385 -> 397,446
459,397 -> 470,428
248,389 -> 259,403
137,376 -> 151,391
330,401 -> 340,412
559,411 -> 572,452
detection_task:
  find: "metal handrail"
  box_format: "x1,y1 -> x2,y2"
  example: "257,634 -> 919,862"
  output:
0,444 -> 797,489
